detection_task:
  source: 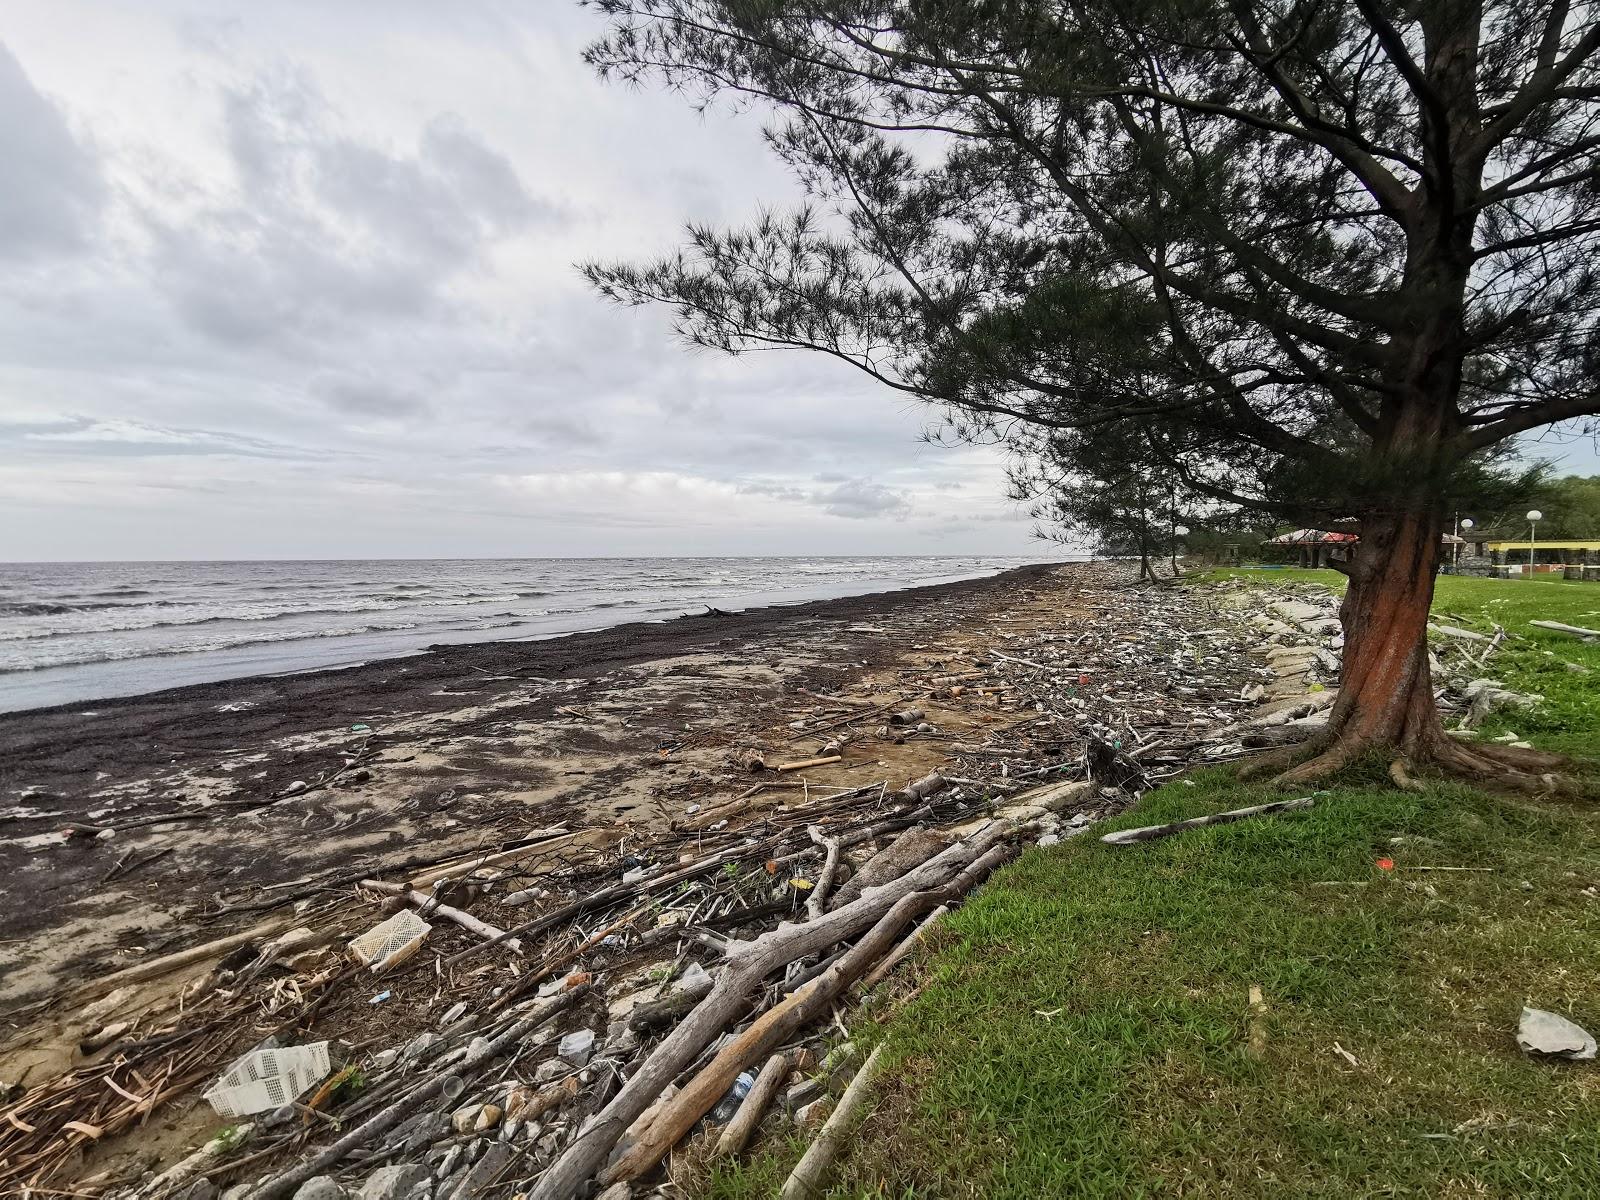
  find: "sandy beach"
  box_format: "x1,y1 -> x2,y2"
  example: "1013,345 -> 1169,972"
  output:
0,560 -> 1278,1194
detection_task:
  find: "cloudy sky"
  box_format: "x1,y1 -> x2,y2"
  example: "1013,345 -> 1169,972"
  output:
0,1 -> 1049,562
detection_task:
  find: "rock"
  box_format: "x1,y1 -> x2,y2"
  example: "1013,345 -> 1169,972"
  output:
794,1098 -> 833,1128
534,1058 -> 568,1085
386,1111 -> 451,1155
444,1143 -> 512,1200
292,1178 -> 350,1200
1517,1007 -> 1597,1060
784,1078 -> 822,1110
221,1187 -> 254,1200
433,1145 -> 463,1181
452,1104 -> 486,1134
557,1029 -> 595,1066
178,1182 -> 219,1200
1036,833 -> 1061,847
370,1047 -> 400,1070
358,1164 -> 431,1200
474,1103 -> 503,1132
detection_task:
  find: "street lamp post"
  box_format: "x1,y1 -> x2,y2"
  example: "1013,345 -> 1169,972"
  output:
1527,509 -> 1542,577
1172,525 -> 1189,576
1456,516 -> 1473,571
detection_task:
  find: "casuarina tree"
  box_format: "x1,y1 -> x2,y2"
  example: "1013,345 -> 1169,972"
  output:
581,0 -> 1600,789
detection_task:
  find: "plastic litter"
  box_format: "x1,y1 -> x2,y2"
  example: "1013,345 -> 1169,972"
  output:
709,1070 -> 756,1124
202,1041 -> 330,1118
1517,1007 -> 1597,1060
348,909 -> 431,973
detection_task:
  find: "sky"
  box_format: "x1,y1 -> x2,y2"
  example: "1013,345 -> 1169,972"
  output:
0,1 -> 1051,561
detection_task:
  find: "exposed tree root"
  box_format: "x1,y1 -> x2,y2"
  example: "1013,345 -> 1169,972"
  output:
1388,758 -> 1426,792
1243,728 -> 1576,796
1228,723 -> 1580,800
1235,732 -> 1334,781
1455,740 -> 1569,772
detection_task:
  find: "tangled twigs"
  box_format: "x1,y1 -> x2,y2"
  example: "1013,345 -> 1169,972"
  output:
247,984 -> 592,1200
528,822 -> 1016,1200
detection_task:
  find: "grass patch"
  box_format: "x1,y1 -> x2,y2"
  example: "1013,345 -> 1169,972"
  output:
712,778 -> 1600,1198
705,574 -> 1600,1199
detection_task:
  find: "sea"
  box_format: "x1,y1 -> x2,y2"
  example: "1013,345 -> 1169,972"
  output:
0,555 -> 1067,714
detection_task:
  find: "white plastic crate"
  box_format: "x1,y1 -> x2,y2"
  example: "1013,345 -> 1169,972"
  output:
202,1041 -> 330,1118
349,909 -> 431,972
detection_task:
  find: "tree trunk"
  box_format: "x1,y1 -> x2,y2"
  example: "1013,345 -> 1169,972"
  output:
1245,506 -> 1567,790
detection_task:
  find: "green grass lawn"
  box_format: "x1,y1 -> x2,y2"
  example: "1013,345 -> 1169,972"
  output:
705,572 -> 1600,1199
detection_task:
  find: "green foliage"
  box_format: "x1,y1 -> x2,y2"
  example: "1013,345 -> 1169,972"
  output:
1533,475 -> 1600,541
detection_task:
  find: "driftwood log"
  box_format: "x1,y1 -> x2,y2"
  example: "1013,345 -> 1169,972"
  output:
861,903 -> 949,990
526,821 -> 1016,1200
1531,619 -> 1600,640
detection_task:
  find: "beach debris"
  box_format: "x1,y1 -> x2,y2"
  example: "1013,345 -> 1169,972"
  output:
349,910 -> 432,973
1516,1007 -> 1597,1060
143,1122 -> 255,1196
559,1029 -> 597,1066
777,755 -> 843,772
5,563 -> 1332,1200
714,1054 -> 790,1158
203,1041 -> 331,1118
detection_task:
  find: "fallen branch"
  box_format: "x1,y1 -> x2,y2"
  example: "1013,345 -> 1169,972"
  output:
406,827 -> 573,892
1100,797 -> 1316,846
861,903 -> 948,990
360,882 -> 522,954
71,918 -> 295,1001
806,827 -> 843,920
780,1043 -> 886,1199
1531,620 -> 1600,641
777,756 -> 842,773
600,842 -> 1013,1187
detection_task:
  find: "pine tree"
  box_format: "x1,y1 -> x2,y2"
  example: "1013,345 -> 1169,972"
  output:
583,0 -> 1600,790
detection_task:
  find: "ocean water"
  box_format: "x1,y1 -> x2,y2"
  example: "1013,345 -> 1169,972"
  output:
0,556 -> 1063,713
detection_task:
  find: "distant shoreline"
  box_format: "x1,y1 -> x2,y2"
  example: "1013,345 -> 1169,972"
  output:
0,562 -> 1066,788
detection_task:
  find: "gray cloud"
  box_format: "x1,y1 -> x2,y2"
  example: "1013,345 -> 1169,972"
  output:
149,68 -> 552,351
0,3 -> 1046,560
814,478 -> 913,520
0,42 -> 103,260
